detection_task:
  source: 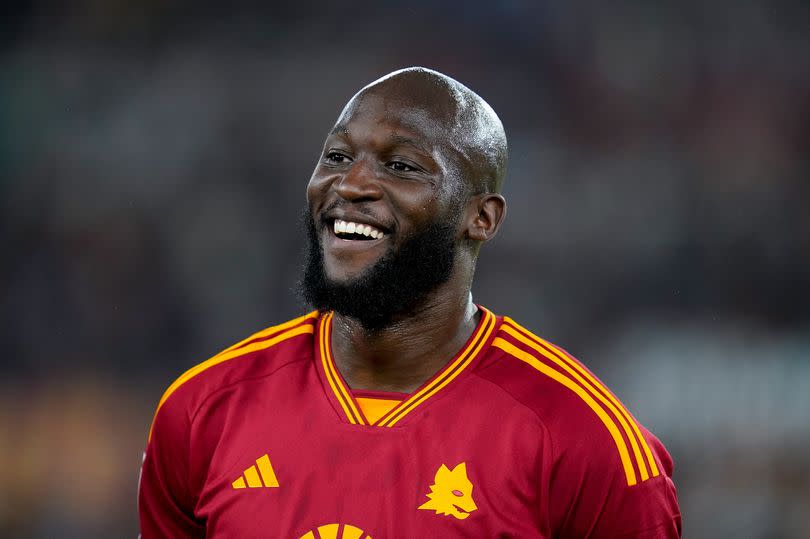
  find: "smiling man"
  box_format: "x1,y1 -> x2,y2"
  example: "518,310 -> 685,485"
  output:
139,68 -> 681,538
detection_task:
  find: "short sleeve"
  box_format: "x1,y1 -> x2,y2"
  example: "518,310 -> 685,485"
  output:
138,393 -> 206,538
549,428 -> 682,538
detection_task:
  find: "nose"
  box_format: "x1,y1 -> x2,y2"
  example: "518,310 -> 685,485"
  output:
332,159 -> 383,202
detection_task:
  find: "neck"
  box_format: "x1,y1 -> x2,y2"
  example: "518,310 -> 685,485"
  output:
329,282 -> 480,393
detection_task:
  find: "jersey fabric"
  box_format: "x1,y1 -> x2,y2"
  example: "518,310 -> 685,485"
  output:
139,307 -> 681,538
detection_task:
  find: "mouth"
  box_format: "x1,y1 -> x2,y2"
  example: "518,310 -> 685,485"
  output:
317,211 -> 394,274
331,218 -> 388,241
452,505 -> 471,519
312,211 -> 394,280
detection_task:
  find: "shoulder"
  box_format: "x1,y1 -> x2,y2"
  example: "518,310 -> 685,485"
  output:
147,311 -> 319,443
479,314 -> 680,536
478,314 -> 669,488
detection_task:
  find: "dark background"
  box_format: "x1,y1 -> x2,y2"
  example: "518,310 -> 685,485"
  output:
1,1 -> 809,537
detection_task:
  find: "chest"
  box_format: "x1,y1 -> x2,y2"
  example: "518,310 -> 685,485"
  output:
192,375 -> 549,538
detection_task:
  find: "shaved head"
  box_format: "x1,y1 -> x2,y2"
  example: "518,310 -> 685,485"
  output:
335,67 -> 508,196
304,67 -> 509,326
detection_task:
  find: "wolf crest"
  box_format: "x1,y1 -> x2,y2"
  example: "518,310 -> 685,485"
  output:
417,462 -> 478,520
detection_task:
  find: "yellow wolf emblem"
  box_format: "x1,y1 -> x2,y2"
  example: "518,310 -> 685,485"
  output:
418,462 -> 478,520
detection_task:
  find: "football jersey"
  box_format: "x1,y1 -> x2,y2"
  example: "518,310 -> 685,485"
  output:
139,307 -> 681,538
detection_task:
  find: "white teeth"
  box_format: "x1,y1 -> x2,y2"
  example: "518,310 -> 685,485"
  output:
332,219 -> 385,239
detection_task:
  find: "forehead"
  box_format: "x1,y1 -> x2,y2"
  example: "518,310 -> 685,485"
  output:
333,92 -> 457,148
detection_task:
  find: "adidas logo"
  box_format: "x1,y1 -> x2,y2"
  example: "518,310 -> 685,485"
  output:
232,453 -> 279,489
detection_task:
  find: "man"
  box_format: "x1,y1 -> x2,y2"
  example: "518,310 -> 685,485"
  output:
139,67 -> 681,538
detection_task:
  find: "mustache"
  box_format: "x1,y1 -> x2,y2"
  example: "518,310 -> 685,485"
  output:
298,203 -> 458,331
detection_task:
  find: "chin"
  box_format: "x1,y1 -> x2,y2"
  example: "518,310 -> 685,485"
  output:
322,254 -> 379,283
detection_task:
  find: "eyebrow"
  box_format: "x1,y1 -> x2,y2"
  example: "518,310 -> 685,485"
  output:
389,134 -> 431,155
329,124 -> 348,136
328,126 -> 431,155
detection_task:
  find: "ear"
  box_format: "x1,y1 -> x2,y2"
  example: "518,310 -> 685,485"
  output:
435,464 -> 452,482
451,462 -> 468,475
465,193 -> 506,242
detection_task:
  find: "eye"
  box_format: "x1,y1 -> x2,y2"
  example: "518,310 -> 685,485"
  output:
387,160 -> 418,173
324,151 -> 351,164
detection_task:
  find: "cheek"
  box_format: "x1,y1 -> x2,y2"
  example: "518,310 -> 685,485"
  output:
385,182 -> 441,217
306,174 -> 328,206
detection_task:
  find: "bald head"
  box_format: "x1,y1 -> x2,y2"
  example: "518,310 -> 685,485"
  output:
307,66 -> 509,301
337,67 -> 508,195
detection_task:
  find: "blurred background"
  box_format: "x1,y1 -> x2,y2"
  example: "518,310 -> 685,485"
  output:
1,1 -> 809,537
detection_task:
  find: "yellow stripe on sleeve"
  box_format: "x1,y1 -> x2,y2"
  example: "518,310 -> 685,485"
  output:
215,311 -> 318,358
502,324 -> 651,481
504,318 -> 660,478
492,337 -> 638,486
148,323 -> 314,442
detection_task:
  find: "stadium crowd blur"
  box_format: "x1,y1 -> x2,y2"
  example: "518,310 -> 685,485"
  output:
1,2 -> 809,538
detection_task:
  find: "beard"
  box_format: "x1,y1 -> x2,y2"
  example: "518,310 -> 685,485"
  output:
298,207 -> 459,331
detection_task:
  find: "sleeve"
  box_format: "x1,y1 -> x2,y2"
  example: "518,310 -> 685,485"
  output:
138,392 -> 206,538
549,428 -> 682,539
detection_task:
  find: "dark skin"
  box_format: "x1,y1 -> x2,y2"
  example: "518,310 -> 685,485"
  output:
307,70 -> 507,393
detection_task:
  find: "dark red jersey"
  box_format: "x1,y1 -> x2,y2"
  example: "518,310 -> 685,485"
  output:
139,307 -> 681,538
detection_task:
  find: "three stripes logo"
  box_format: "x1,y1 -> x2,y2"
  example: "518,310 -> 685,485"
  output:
232,453 -> 279,489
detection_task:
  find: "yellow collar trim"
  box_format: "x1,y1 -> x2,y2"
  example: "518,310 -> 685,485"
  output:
319,308 -> 496,427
